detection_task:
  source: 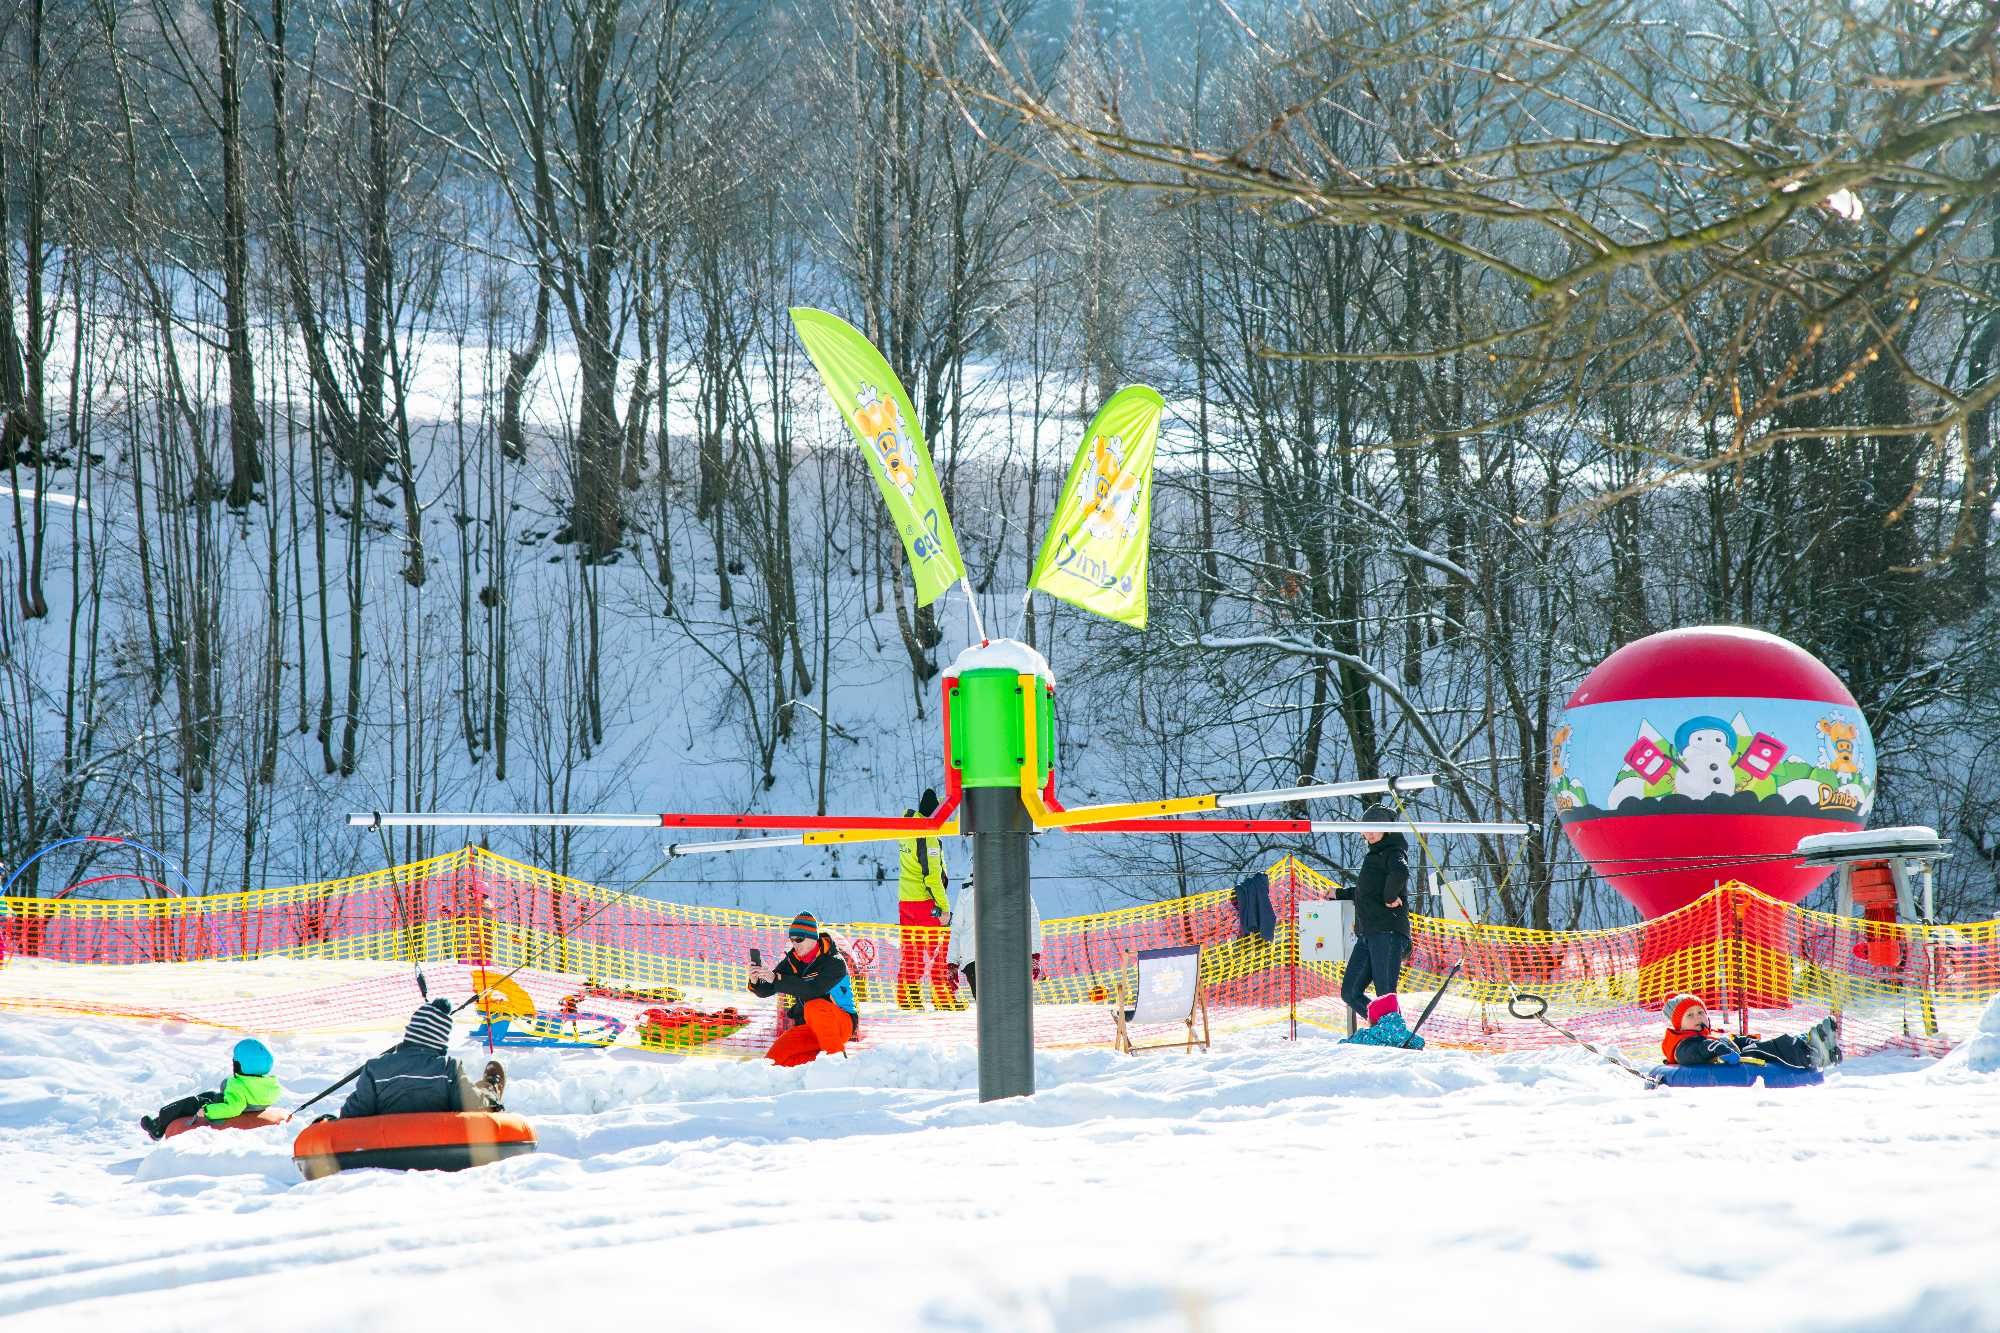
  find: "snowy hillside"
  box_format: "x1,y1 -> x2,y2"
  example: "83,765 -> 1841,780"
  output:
1,304 -> 1308,922
4,1011 -> 1999,1331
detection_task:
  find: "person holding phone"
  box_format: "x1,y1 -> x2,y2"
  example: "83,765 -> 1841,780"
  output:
748,911 -> 860,1067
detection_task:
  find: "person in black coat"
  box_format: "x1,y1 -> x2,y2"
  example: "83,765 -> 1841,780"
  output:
339,998 -> 506,1117
1334,804 -> 1411,1022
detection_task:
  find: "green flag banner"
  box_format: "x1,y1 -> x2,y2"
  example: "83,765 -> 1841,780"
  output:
789,307 -> 964,607
1028,384 -> 1165,628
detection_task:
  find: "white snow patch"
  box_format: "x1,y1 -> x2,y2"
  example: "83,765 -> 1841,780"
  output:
3,1011 -> 1998,1329
1795,826 -> 1944,859
0,487 -> 88,511
1930,992 -> 2000,1078
950,637 -> 1054,684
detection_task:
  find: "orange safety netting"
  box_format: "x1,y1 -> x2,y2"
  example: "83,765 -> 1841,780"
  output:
1,849 -> 1992,1061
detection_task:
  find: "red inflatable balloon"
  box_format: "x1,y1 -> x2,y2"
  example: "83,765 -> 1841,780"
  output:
1556,627 -> 1875,918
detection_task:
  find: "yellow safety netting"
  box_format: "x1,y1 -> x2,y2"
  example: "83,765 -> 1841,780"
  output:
1,849 -> 1992,1059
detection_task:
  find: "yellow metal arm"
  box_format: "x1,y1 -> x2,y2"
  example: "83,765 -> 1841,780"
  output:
668,823 -> 961,856
802,822 -> 961,847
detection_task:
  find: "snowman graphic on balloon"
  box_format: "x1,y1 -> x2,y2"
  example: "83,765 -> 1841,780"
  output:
1599,705 -> 1870,817
1604,714 -> 1785,809
1671,717 -> 1738,799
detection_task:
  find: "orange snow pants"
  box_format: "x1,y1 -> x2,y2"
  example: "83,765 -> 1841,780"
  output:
765,999 -> 855,1067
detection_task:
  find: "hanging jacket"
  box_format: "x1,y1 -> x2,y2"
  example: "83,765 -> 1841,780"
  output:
1337,834 -> 1410,936
946,882 -> 1043,969
751,936 -> 861,1034
201,1070 -> 281,1120
1233,872 -> 1275,941
897,811 -> 949,916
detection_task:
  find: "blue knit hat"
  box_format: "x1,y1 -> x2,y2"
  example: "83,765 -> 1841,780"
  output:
788,911 -> 820,941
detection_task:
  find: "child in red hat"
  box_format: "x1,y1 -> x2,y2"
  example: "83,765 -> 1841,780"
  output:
1661,994 -> 1841,1070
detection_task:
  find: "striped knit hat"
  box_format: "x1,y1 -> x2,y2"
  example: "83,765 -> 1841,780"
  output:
787,911 -> 820,941
1665,993 -> 1707,1032
403,997 -> 454,1051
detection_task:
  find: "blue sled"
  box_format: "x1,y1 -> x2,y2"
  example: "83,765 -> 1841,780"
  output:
470,1011 -> 625,1049
1650,1062 -> 1824,1089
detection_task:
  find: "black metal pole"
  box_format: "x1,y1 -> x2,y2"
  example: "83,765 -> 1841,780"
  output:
966,785 -> 1033,1102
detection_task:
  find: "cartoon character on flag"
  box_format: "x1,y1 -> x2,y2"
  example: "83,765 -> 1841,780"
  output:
1083,434 -> 1144,541
854,383 -> 919,502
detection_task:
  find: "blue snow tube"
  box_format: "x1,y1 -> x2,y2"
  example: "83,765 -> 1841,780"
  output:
1650,1062 -> 1824,1089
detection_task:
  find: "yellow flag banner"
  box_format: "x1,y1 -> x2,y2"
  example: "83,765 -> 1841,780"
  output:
1028,385 -> 1164,628
790,307 -> 965,606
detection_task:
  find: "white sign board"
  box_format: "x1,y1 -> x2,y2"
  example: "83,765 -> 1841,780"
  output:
1299,900 -> 1353,962
1434,875 -> 1481,925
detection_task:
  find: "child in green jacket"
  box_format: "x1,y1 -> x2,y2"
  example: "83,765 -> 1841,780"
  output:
140,1038 -> 281,1139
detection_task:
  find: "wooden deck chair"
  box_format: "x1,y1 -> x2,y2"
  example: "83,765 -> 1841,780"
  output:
1112,944 -> 1211,1055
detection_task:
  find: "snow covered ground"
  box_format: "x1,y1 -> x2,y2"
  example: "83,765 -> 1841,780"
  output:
5,1006 -> 1999,1332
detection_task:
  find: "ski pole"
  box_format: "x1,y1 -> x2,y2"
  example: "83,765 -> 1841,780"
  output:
1405,959 -> 1462,1046
1507,990 -> 1661,1089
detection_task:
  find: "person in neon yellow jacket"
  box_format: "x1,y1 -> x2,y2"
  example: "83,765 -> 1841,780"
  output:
140,1038 -> 281,1139
895,787 -> 956,1010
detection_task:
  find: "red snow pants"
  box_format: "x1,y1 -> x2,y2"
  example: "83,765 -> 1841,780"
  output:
765,999 -> 855,1067
896,900 -> 952,1009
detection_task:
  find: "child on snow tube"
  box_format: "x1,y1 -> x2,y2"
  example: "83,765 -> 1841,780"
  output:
339,998 -> 507,1118
749,911 -> 860,1067
141,1038 -> 281,1140
1660,994 -> 1842,1071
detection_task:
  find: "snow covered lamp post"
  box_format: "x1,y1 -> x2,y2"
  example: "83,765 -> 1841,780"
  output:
944,640 -> 1055,1101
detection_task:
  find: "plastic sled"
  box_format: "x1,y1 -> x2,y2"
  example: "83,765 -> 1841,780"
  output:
163,1106 -> 287,1138
636,1005 -> 749,1053
293,1110 -> 536,1180
471,1010 -> 625,1048
469,968 -> 537,1020
1650,1062 -> 1824,1089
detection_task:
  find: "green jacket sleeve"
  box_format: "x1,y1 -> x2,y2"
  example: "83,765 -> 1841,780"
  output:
202,1072 -> 280,1120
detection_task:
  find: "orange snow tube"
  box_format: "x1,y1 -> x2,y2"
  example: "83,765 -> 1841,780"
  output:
163,1107 -> 287,1139
292,1111 -> 537,1181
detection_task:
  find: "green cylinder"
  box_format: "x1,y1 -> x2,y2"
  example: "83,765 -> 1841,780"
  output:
948,667 -> 1055,791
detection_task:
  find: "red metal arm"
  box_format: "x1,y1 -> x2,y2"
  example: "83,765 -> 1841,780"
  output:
657,676 -> 965,834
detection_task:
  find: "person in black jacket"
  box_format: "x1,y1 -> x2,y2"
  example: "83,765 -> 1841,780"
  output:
339,998 -> 506,1117
750,911 -> 861,1066
1335,804 -> 1411,1023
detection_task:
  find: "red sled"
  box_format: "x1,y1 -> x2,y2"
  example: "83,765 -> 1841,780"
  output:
162,1107 -> 287,1138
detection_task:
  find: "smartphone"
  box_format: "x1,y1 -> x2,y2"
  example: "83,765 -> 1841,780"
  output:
749,948 -> 762,967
